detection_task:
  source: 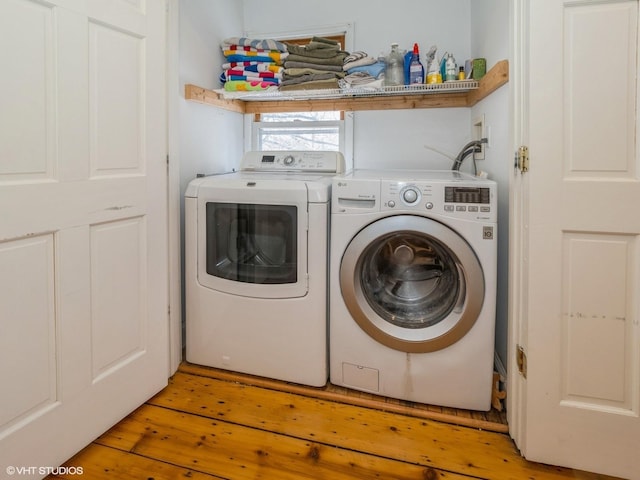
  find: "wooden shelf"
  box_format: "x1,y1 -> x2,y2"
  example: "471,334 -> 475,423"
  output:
185,59 -> 508,114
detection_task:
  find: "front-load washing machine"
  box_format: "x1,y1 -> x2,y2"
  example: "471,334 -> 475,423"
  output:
185,151 -> 344,387
330,169 -> 497,410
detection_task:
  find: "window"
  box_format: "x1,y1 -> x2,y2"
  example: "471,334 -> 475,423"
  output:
252,111 -> 343,151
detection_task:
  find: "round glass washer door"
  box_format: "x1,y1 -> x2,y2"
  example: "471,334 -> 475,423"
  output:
340,215 -> 484,353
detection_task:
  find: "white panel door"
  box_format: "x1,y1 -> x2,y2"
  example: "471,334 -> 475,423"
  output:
511,0 -> 640,478
0,0 -> 168,477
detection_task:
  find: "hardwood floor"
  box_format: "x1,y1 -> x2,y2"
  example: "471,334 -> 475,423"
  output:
49,364 -> 621,480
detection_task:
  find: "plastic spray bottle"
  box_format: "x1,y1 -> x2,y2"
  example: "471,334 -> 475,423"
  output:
425,45 -> 441,84
408,43 -> 425,84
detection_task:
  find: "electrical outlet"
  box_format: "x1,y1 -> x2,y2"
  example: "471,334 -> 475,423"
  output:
473,115 -> 486,160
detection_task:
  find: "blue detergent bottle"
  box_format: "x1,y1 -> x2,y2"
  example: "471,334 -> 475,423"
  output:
408,43 -> 425,84
404,50 -> 412,84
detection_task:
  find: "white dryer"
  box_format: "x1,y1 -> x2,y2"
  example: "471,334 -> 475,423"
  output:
185,151 -> 344,387
330,169 -> 497,410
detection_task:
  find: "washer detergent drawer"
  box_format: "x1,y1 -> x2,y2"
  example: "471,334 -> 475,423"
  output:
196,181 -> 309,299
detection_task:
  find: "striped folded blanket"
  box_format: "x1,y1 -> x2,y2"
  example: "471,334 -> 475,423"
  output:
221,37 -> 288,53
226,69 -> 282,79
220,72 -> 280,85
223,49 -> 288,64
222,69 -> 283,81
222,62 -> 284,74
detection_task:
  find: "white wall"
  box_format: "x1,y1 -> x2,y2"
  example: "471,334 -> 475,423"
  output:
179,0 -> 244,183
177,0 -> 245,323
470,0 -> 511,370
244,0 -> 471,59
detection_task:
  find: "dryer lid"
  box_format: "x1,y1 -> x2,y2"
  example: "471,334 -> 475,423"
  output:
185,171 -> 332,203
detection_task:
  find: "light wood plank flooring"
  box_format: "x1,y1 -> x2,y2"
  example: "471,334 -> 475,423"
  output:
49,364 -> 621,480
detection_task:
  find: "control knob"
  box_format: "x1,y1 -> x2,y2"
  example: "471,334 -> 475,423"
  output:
402,187 -> 420,205
283,155 -> 296,166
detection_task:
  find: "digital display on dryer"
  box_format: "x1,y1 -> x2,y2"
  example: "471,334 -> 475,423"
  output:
261,155 -> 276,163
444,187 -> 491,204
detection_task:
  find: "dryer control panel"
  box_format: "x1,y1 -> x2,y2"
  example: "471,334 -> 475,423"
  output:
241,151 -> 345,173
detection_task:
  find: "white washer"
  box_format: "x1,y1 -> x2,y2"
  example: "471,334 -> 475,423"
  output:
185,151 -> 344,387
330,169 -> 497,410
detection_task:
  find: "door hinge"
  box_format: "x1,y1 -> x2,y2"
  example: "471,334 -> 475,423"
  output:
516,344 -> 527,378
515,146 -> 529,173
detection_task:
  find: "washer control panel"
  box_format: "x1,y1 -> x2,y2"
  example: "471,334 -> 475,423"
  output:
241,150 -> 345,173
381,180 -> 496,221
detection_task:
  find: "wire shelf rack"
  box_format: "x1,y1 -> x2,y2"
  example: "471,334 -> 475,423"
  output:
217,80 -> 478,102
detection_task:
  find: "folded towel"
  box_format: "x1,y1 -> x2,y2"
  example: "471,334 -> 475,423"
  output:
222,62 -> 284,74
221,37 -> 288,52
284,67 -> 345,78
224,45 -> 264,53
223,49 -> 288,64
340,76 -> 384,91
346,61 -> 386,79
224,74 -> 280,84
311,36 -> 340,46
285,43 -> 346,59
224,55 -> 278,65
283,61 -> 344,72
343,55 -> 377,71
342,72 -> 378,86
224,79 -> 277,92
343,51 -> 369,64
281,72 -> 341,86
225,68 -> 282,80
305,41 -> 340,52
285,53 -> 347,67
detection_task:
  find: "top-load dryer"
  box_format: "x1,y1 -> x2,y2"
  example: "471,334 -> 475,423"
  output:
185,151 -> 344,387
330,169 -> 497,410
